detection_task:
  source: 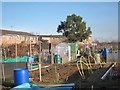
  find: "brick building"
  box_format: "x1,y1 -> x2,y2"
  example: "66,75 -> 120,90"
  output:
0,29 -> 38,47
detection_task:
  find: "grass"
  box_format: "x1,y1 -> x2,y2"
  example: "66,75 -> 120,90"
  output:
2,80 -> 14,89
30,81 -> 65,85
80,79 -> 120,88
2,80 -> 14,84
67,59 -> 79,65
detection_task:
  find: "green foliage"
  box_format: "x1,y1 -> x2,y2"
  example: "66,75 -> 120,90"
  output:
30,81 -> 64,85
41,39 -> 48,42
57,14 -> 92,42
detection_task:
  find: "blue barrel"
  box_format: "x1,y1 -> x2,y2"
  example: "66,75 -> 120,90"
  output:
14,68 -> 29,86
102,48 -> 108,57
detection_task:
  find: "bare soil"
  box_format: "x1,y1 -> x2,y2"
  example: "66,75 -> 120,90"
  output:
29,64 -> 101,85
29,62 -> 120,88
2,62 -> 120,89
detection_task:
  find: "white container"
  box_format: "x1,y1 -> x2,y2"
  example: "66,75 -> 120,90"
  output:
95,54 -> 100,64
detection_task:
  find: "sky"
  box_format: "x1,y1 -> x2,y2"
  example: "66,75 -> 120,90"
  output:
1,2 -> 118,42
1,0 -> 120,2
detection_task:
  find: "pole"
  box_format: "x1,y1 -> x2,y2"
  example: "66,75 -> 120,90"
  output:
15,35 -> 17,62
2,64 -> 5,81
101,63 -> 116,80
39,41 -> 42,81
106,50 -> 108,63
51,43 -> 54,64
4,49 -> 6,60
55,65 -> 57,81
29,38 -> 32,70
30,39 -> 31,56
29,39 -> 32,70
38,62 -> 41,81
50,36 -> 54,64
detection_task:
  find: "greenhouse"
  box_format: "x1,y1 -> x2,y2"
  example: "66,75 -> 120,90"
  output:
53,43 -> 71,64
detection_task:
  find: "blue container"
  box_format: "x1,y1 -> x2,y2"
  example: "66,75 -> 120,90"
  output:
14,68 -> 29,86
102,48 -> 108,57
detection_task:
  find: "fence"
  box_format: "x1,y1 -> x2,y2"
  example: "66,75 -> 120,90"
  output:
1,62 -> 27,81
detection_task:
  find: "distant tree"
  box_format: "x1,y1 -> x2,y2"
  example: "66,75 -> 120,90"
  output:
57,14 -> 92,42
41,39 -> 48,42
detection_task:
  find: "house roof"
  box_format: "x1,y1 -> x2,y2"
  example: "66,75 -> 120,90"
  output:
0,29 -> 35,36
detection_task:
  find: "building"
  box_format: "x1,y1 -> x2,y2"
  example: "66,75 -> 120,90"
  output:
38,34 -> 66,48
0,29 -> 39,58
38,34 -> 65,43
0,29 -> 38,47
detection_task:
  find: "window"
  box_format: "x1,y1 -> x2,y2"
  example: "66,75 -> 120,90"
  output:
26,36 -> 30,41
7,34 -> 12,40
17,35 -> 21,40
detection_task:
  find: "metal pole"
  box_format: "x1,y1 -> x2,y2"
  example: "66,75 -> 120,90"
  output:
101,62 -> 116,80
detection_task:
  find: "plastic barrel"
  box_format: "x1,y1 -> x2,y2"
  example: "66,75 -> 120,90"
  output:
14,68 -> 29,86
102,48 -> 108,57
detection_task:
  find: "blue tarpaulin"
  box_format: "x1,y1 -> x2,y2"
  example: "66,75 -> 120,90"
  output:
10,83 -> 74,90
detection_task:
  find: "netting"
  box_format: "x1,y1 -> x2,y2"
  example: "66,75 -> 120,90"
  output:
2,54 -> 36,63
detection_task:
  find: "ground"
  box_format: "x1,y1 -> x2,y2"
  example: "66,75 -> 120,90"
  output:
29,61 -> 120,88
1,61 -> 120,90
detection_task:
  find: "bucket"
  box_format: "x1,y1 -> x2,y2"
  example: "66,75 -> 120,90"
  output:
14,68 -> 29,86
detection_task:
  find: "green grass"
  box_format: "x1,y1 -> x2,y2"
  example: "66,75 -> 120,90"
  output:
30,81 -> 65,85
2,80 -> 14,84
67,59 -> 78,65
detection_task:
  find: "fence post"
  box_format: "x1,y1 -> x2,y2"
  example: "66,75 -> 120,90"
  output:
38,63 -> 42,81
2,64 -> 5,81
